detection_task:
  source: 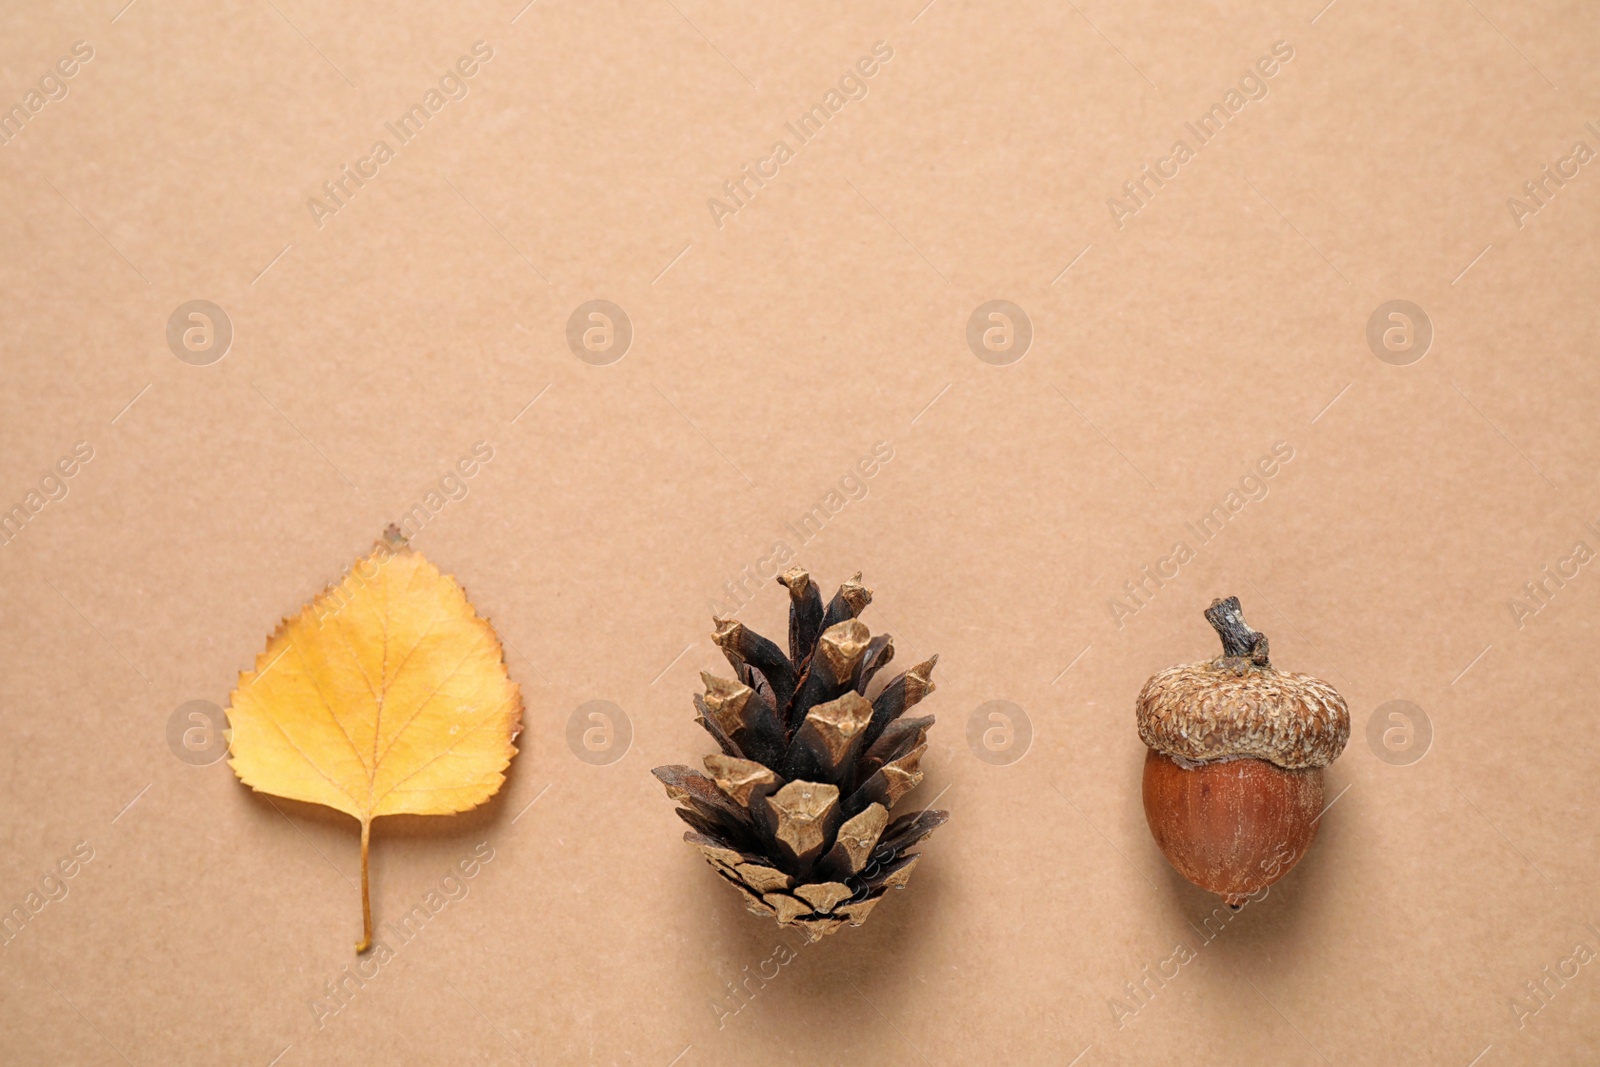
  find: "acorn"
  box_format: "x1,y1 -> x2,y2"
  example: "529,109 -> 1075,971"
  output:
1136,597 -> 1349,908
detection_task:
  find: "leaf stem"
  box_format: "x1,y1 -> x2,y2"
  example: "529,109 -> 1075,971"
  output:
357,818 -> 372,953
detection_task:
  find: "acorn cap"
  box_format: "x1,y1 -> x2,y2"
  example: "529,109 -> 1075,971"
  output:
1136,597 -> 1350,770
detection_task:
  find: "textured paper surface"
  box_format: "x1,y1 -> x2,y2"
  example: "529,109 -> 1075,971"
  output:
2,0 -> 1597,1064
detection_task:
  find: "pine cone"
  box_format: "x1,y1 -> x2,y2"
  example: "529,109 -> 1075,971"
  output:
653,568 -> 948,941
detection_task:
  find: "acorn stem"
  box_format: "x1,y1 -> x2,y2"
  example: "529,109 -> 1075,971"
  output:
1204,597 -> 1270,666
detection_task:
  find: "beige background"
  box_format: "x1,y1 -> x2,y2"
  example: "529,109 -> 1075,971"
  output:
2,0 -> 1598,1064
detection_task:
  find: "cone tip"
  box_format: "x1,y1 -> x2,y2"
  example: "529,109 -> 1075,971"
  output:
840,573 -> 872,610
777,566 -> 811,594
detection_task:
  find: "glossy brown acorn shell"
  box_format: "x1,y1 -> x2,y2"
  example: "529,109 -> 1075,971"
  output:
1142,748 -> 1322,906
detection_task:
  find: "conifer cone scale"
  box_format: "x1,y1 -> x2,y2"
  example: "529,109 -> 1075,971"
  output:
654,568 -> 948,940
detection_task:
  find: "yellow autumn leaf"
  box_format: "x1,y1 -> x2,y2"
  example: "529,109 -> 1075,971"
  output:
225,531 -> 521,952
